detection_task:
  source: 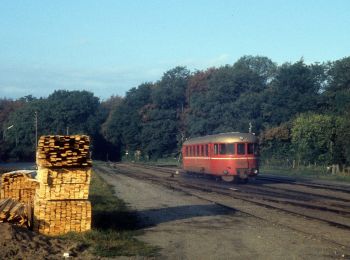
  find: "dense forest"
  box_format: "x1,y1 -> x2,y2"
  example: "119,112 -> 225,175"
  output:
0,56 -> 349,169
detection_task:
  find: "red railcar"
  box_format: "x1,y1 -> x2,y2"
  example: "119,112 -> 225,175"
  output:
182,132 -> 259,182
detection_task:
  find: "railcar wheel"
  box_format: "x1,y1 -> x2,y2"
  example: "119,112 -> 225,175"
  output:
221,175 -> 235,182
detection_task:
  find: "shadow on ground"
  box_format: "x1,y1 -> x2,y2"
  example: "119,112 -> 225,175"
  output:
92,204 -> 235,231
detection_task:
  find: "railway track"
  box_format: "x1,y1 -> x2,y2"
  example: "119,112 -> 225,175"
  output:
142,163 -> 350,194
256,175 -> 350,194
116,163 -> 350,225
136,164 -> 350,203
98,162 -> 350,248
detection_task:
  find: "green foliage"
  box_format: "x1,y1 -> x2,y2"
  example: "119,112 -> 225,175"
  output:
0,98 -> 25,160
259,122 -> 292,160
291,113 -> 336,165
262,60 -> 322,127
3,90 -> 111,160
152,66 -> 189,109
325,57 -> 350,114
102,83 -> 153,152
335,113 -> 350,165
140,108 -> 178,159
186,56 -> 272,137
1,55 -> 350,167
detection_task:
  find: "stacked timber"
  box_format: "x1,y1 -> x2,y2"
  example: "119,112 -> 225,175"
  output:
34,200 -> 91,234
36,135 -> 92,168
36,168 -> 91,200
0,171 -> 38,206
0,198 -> 32,228
33,135 -> 92,236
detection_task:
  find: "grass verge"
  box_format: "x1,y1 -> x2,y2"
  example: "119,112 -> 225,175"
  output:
61,169 -> 160,257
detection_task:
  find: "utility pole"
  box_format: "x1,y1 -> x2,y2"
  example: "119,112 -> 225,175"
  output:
35,111 -> 38,150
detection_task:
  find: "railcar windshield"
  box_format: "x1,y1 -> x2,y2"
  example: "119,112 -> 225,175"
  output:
227,143 -> 234,154
216,143 -> 235,155
237,143 -> 245,155
219,144 -> 226,155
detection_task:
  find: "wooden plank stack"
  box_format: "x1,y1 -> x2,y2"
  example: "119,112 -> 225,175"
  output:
34,199 -> 91,235
33,135 -> 92,236
36,168 -> 91,200
0,198 -> 32,228
36,135 -> 92,168
0,171 -> 38,206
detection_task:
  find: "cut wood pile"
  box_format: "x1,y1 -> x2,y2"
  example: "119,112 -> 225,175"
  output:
0,198 -> 32,228
36,135 -> 92,168
0,171 -> 38,206
36,168 -> 91,200
34,200 -> 91,235
34,135 -> 92,236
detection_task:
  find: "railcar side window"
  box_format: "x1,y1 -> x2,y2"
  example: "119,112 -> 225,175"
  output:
201,145 -> 204,157
219,144 -> 226,155
237,143 -> 245,155
185,146 -> 188,156
214,144 -> 218,155
227,143 -> 234,155
205,144 -> 209,156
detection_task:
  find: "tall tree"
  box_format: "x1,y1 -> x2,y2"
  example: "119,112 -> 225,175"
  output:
139,67 -> 190,158
262,60 -> 322,127
324,56 -> 350,114
5,90 -> 103,160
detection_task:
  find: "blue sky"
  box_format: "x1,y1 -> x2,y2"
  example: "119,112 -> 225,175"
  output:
1,0 -> 349,100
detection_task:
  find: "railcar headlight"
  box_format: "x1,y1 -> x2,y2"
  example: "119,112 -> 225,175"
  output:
254,169 -> 258,174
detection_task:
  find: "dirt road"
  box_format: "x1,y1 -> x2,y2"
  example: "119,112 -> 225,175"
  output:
97,165 -> 349,259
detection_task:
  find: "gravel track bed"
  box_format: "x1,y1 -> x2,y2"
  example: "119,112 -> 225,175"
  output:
95,163 -> 350,259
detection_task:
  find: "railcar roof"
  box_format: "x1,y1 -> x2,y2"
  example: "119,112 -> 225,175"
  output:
183,132 -> 258,145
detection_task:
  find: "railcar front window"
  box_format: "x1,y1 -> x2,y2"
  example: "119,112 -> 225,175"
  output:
227,143 -> 234,154
248,143 -> 259,155
237,143 -> 245,155
248,143 -> 254,154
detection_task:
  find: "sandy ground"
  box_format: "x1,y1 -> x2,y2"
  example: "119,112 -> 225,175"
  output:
0,223 -> 93,260
99,170 -> 348,260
